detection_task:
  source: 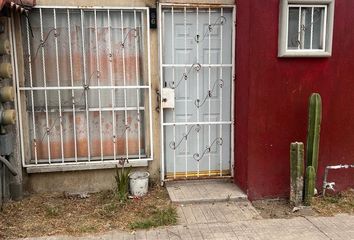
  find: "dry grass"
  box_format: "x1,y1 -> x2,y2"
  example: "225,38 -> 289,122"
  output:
253,188 -> 354,219
312,188 -> 354,216
0,186 -> 176,239
252,198 -> 315,219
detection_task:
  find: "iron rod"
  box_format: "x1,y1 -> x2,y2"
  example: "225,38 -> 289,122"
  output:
230,6 -> 236,177
81,9 -> 91,161
162,64 -> 232,67
196,7 -> 200,177
208,7 -> 211,176
67,9 -> 78,162
171,7 -> 176,179
134,10 -> 141,159
159,3 -> 165,182
184,7 -> 188,178
26,16 -> 38,164
219,8 -> 224,176
40,8 -> 52,163
146,9 -> 154,162
121,10 -> 130,160
107,10 -> 117,162
310,7 -> 314,49
323,6 -> 327,50
53,9 -> 65,163
163,121 -> 232,126
94,9 -> 104,161
19,85 -> 149,90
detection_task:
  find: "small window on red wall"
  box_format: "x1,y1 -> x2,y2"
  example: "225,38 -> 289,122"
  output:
278,0 -> 335,57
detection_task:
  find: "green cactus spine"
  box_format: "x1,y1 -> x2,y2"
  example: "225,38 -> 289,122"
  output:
306,93 -> 322,174
290,142 -> 304,206
304,166 -> 316,205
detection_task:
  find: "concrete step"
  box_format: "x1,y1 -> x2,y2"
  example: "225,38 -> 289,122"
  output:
165,179 -> 247,204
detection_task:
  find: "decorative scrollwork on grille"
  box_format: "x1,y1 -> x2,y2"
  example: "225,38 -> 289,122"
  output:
169,124 -> 201,150
169,63 -> 201,89
121,28 -> 138,48
195,79 -> 223,108
195,16 -> 227,43
112,124 -> 131,144
193,137 -> 223,162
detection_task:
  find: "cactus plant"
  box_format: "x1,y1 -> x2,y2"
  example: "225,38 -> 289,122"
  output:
303,93 -> 322,205
306,93 -> 322,174
304,166 -> 315,205
290,142 -> 304,206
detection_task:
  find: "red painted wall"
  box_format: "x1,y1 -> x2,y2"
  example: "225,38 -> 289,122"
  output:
235,0 -> 354,200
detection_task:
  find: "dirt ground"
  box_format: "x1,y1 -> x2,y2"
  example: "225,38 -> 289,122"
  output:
0,186 -> 176,239
252,188 -> 354,219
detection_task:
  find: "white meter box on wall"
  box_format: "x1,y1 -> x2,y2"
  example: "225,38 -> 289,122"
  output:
161,88 -> 175,109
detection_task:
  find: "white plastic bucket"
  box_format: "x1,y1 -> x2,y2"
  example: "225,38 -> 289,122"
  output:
129,171 -> 150,197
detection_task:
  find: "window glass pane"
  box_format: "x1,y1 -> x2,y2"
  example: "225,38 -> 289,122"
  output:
301,7 -> 312,49
287,7 -> 300,49
312,7 -> 325,50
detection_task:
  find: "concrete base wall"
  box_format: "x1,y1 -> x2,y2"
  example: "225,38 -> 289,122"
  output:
25,167 -> 147,193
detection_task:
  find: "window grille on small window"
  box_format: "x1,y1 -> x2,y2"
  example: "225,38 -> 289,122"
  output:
287,6 -> 326,50
278,0 -> 335,57
17,7 -> 153,168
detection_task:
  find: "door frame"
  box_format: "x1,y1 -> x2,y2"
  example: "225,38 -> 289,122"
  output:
158,3 -> 236,182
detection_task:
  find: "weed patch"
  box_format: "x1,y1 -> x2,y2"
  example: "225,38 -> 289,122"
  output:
130,206 -> 177,229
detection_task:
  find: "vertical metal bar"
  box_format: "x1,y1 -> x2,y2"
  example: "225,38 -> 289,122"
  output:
310,7 -> 314,49
184,7 -> 188,178
146,8 -> 154,162
322,6 -> 327,50
231,6 -> 236,178
53,9 -> 65,163
158,4 -> 165,182
67,9 -> 78,162
219,8 -> 223,176
297,7 -> 301,50
39,8 -> 52,163
121,10 -> 129,160
81,9 -> 91,161
300,7 -> 306,49
171,7 -> 176,178
10,12 -> 25,166
107,10 -> 117,162
94,9 -> 104,161
196,7 -> 200,177
133,10 -> 141,159
208,7 -> 211,176
26,17 -> 38,164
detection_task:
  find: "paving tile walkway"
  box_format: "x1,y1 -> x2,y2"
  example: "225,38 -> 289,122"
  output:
23,214 -> 354,240
177,201 -> 261,225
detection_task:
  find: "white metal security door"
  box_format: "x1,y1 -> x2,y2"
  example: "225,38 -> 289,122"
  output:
159,4 -> 235,180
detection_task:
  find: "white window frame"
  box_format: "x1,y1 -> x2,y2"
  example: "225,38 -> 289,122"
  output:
278,0 -> 335,57
12,6 -> 154,172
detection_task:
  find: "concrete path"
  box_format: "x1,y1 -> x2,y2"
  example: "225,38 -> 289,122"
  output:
177,201 -> 261,225
23,214 -> 354,240
166,180 -> 247,204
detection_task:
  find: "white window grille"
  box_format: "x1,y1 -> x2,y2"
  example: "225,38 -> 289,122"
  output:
278,0 -> 335,57
16,7 -> 153,169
